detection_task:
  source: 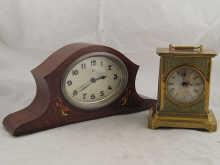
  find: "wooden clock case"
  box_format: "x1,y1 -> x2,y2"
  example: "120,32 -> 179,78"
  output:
3,43 -> 156,136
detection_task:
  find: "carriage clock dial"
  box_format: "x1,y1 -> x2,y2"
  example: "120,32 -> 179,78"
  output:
3,43 -> 155,136
148,44 -> 217,132
166,66 -> 205,105
61,53 -> 128,110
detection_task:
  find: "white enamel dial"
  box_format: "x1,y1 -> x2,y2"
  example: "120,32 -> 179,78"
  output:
61,52 -> 128,110
166,66 -> 205,105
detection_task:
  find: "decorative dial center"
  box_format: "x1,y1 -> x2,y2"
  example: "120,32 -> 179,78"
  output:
61,52 -> 128,110
166,66 -> 205,105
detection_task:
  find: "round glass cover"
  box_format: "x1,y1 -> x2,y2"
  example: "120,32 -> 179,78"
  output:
61,52 -> 128,110
166,66 -> 205,105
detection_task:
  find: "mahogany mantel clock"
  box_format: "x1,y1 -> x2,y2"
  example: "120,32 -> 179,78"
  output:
3,43 -> 155,136
148,44 -> 217,132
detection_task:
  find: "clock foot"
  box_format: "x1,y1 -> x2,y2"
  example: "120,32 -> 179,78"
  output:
148,106 -> 217,132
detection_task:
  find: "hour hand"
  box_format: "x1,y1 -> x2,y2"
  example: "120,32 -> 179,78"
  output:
96,75 -> 106,81
90,75 -> 106,83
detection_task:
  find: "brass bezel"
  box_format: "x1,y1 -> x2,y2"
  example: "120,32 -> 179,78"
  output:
165,64 -> 207,107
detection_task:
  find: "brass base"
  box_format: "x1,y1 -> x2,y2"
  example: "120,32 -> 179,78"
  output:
148,108 -> 217,132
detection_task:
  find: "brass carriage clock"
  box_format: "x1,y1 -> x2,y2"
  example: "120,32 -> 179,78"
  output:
148,44 -> 217,132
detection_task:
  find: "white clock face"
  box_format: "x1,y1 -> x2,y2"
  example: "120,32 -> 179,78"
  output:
61,52 -> 128,110
166,66 -> 205,105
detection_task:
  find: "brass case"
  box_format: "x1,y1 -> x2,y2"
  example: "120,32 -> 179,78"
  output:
148,106 -> 217,132
148,45 -> 217,132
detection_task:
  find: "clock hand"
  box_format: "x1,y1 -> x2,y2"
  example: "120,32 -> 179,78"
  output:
183,70 -> 193,82
180,69 -> 186,81
76,75 -> 106,93
181,70 -> 193,87
95,75 -> 106,81
77,80 -> 93,93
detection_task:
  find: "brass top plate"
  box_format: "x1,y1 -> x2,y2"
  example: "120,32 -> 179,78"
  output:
156,46 -> 217,57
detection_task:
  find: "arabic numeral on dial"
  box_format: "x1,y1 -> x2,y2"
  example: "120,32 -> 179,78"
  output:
73,90 -> 78,96
100,91 -> 104,96
81,63 -> 86,69
108,85 -> 112,90
113,74 -> 118,80
91,60 -> 96,66
83,93 -> 87,99
67,80 -> 72,86
108,65 -> 112,70
90,94 -> 95,99
72,69 -> 79,76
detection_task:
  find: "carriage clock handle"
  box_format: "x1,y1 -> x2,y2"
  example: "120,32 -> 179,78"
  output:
169,44 -> 203,52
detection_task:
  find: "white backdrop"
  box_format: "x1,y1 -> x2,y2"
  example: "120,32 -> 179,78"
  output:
0,0 -> 220,165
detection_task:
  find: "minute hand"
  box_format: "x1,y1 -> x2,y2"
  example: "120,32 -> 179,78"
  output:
76,75 -> 106,93
77,81 -> 93,93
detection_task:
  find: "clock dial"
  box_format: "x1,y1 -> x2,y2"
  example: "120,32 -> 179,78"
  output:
166,66 -> 205,105
61,52 -> 128,110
